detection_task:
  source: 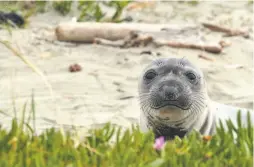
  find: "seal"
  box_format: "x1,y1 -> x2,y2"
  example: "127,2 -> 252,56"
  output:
138,57 -> 253,140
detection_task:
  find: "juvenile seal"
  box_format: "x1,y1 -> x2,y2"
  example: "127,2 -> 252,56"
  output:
138,57 -> 253,140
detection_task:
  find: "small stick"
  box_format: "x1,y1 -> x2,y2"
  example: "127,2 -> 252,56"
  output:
219,40 -> 231,48
95,32 -> 222,54
198,54 -> 214,61
119,96 -> 135,100
155,40 -> 222,54
124,32 -> 223,54
93,38 -> 124,47
202,22 -> 249,38
223,64 -> 244,69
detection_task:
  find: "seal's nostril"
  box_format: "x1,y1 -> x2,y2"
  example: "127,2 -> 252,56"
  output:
165,92 -> 175,100
163,86 -> 177,100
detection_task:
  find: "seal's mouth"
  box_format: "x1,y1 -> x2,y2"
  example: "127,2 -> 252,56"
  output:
151,101 -> 192,110
150,94 -> 192,111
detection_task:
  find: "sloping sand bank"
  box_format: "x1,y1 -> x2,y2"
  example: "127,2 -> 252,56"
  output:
0,1 -> 253,134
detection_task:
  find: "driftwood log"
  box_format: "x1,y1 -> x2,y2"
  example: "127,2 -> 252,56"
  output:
202,22 -> 249,38
55,22 -> 223,54
55,22 -> 198,42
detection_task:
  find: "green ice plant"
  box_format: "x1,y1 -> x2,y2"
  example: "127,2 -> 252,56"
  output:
0,101 -> 252,167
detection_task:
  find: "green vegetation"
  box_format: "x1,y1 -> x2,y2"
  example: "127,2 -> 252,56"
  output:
77,1 -> 106,22
52,1 -> 73,16
178,0 -> 200,5
52,1 -> 132,22
0,0 -> 133,28
78,1 -> 131,22
0,95 -> 253,167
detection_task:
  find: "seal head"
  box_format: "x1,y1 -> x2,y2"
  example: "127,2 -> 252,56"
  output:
139,58 -> 212,140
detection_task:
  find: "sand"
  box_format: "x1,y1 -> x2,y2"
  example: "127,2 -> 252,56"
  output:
0,1 -> 253,134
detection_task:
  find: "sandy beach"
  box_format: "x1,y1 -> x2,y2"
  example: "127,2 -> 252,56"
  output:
0,1 -> 253,134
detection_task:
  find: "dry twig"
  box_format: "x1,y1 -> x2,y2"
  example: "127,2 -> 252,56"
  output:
202,22 -> 249,38
155,40 -> 222,54
198,54 -> 214,61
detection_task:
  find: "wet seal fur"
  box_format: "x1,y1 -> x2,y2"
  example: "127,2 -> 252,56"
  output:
138,57 -> 253,140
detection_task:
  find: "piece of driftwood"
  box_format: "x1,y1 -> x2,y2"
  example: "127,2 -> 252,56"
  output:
154,40 -> 222,54
198,54 -> 214,61
129,31 -> 222,53
55,22 -> 223,53
93,38 -> 125,47
219,40 -> 232,48
94,31 -> 222,54
202,22 -> 249,38
55,22 -> 198,42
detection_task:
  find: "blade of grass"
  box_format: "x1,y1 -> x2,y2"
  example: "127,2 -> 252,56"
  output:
31,90 -> 36,135
0,39 -> 60,133
0,110 -> 11,117
19,100 -> 28,133
0,40 -> 54,99
10,69 -> 17,119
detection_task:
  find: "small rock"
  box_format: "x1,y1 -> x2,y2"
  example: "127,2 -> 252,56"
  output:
69,64 -> 82,72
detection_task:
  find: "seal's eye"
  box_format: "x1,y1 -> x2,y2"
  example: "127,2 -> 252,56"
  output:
144,70 -> 157,80
185,72 -> 196,81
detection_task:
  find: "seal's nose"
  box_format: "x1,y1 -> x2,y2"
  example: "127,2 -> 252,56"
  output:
162,85 -> 178,100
